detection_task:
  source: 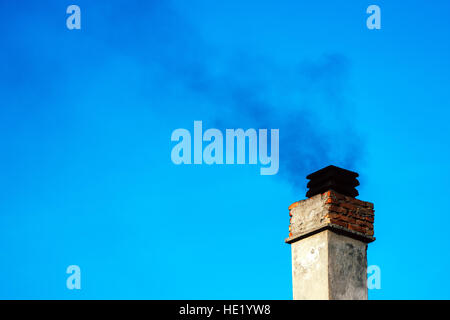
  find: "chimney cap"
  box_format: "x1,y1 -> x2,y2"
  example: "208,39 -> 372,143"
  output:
306,165 -> 359,198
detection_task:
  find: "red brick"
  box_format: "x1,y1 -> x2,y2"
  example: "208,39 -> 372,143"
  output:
328,205 -> 347,214
288,201 -> 300,211
332,220 -> 348,228
339,215 -> 357,224
341,202 -> 357,210
347,224 -> 366,234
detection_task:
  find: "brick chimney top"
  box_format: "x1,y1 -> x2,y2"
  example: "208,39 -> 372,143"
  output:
286,165 -> 375,300
306,165 -> 359,198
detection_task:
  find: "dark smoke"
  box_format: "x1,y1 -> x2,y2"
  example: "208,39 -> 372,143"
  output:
170,52 -> 362,188
93,1 -> 363,188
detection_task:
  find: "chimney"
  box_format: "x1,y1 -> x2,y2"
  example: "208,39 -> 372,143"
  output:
286,165 -> 375,300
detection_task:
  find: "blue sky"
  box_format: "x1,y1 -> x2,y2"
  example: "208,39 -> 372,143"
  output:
1,0 -> 450,299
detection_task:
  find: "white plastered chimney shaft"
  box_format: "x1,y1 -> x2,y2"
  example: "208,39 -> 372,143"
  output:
286,166 -> 375,300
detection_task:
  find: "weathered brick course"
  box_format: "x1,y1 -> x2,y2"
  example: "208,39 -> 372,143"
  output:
287,190 -> 375,242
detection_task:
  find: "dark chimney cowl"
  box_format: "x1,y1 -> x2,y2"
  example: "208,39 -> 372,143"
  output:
306,165 -> 359,198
